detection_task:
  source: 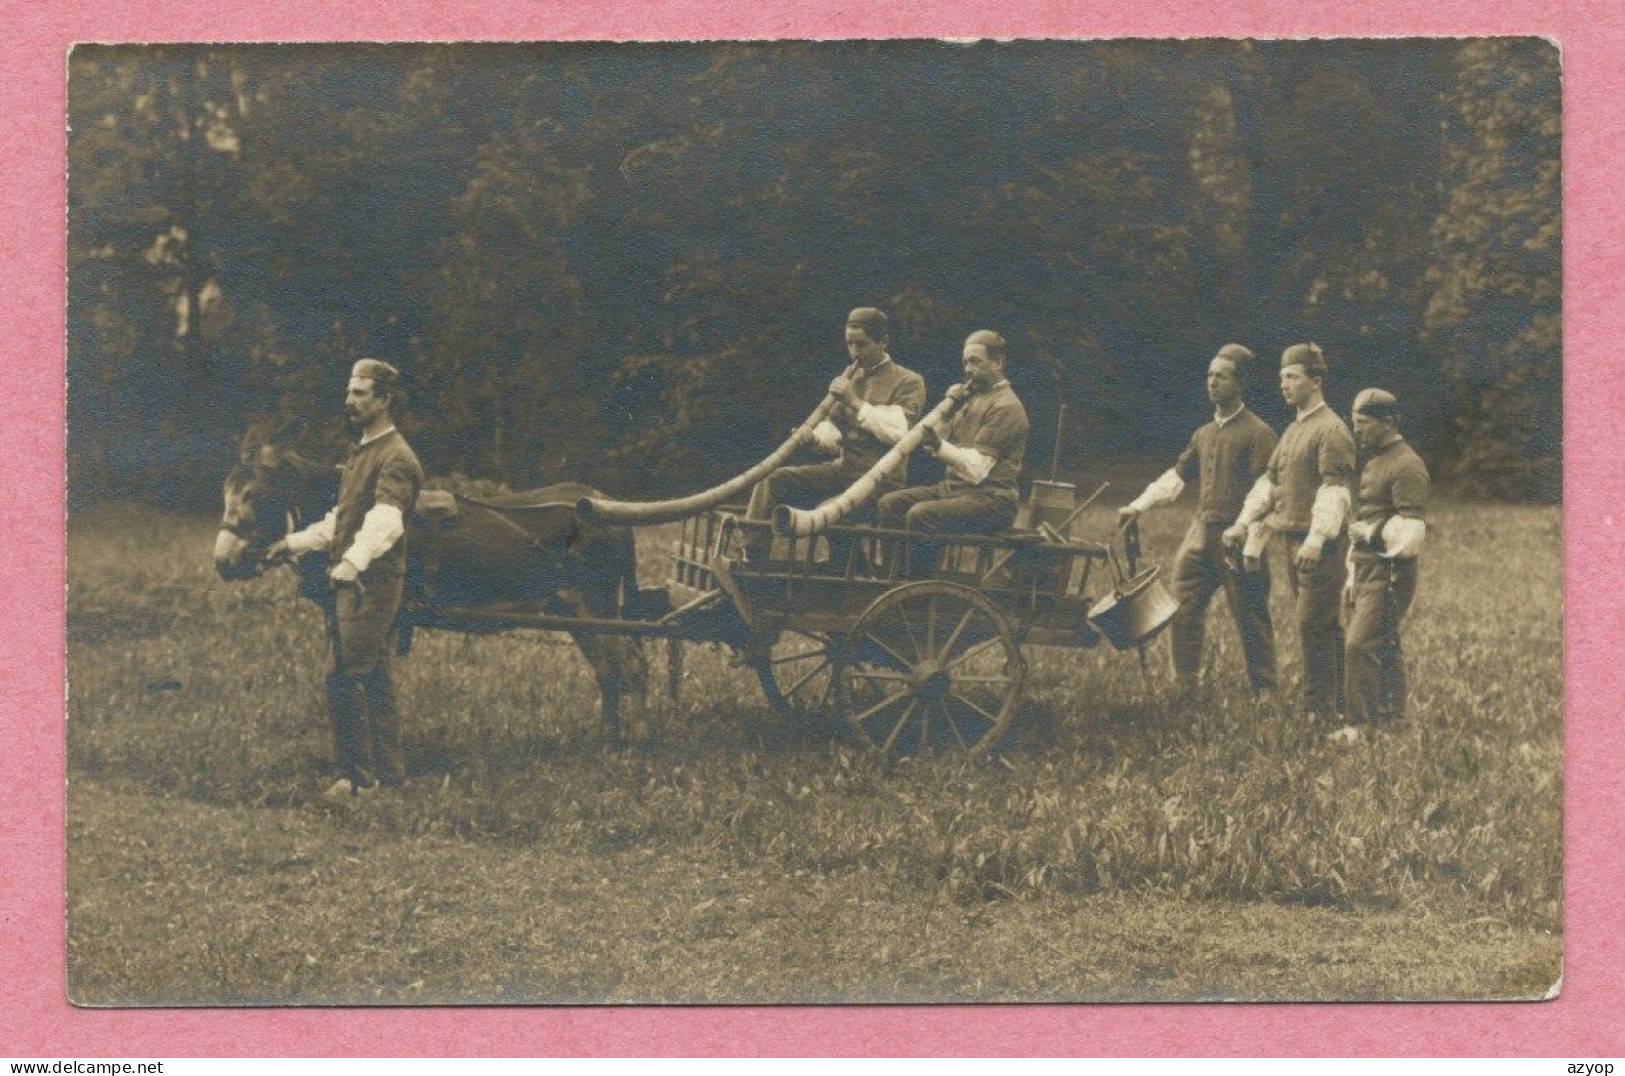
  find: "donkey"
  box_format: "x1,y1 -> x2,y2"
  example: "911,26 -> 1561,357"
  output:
214,427 -> 649,744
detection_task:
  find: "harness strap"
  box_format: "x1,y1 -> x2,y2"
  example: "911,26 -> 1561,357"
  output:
456,494 -> 578,515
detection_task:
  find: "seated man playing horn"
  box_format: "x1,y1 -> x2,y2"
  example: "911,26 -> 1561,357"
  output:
744,306 -> 925,563
877,330 -> 1031,573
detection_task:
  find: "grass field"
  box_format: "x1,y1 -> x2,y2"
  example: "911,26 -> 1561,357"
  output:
65,499 -> 1562,1004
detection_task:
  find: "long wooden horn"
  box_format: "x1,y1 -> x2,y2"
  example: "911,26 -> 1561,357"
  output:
577,364 -> 860,526
773,385 -> 970,538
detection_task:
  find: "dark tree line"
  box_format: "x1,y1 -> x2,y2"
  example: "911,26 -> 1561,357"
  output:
67,39 -> 1560,507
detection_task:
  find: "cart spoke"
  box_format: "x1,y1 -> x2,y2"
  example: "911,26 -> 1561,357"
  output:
768,646 -> 829,667
864,633 -> 916,672
924,594 -> 939,660
782,658 -> 833,699
948,690 -> 1001,730
948,674 -> 1013,685
938,701 -> 969,748
881,699 -> 921,753
937,606 -> 977,663
851,688 -> 912,730
944,634 -> 1004,671
848,668 -> 910,682
895,604 -> 925,662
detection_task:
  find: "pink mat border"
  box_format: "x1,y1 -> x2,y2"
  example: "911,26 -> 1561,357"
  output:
5,0 -> 1619,1057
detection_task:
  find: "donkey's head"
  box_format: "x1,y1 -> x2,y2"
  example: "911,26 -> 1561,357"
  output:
214,422 -> 320,580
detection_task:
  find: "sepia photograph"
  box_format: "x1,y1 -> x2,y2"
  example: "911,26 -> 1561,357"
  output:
65,38 -> 1562,1005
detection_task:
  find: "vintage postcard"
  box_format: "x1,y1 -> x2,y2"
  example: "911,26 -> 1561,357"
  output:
65,38 -> 1561,1005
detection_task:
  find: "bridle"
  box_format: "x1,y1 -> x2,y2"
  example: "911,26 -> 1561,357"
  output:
218,518 -> 259,541
220,464 -> 301,552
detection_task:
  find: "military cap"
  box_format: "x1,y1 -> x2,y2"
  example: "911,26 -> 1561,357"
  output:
1280,342 -> 1328,380
846,307 -> 889,342
1352,387 -> 1399,421
1214,343 -> 1254,367
965,329 -> 1009,362
350,358 -> 400,388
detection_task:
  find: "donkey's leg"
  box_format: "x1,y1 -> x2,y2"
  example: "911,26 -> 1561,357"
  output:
603,634 -> 649,739
565,626 -> 623,746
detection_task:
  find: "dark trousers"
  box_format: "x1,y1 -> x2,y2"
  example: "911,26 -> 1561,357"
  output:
1281,532 -> 1348,716
327,571 -> 406,785
877,483 -> 1018,574
1344,557 -> 1418,725
1169,520 -> 1277,692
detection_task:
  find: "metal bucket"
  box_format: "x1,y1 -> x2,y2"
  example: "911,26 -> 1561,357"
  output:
1087,566 -> 1179,650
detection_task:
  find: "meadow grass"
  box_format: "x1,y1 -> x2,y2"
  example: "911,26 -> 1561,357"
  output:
65,500 -> 1562,1002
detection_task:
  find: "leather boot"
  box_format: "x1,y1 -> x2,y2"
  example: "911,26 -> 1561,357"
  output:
325,673 -> 369,784
360,668 -> 406,786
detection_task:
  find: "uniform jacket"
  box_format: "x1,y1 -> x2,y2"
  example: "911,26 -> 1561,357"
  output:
333,429 -> 424,579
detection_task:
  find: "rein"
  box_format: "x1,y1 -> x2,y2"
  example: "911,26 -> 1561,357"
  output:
219,506 -> 301,548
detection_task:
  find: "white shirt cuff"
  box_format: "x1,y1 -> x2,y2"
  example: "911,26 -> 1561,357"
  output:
1381,517 -> 1426,558
855,402 -> 911,445
938,441 -> 995,485
1242,522 -> 1270,560
1309,484 -> 1352,543
339,503 -> 405,573
285,510 -> 336,555
1130,469 -> 1185,513
811,420 -> 842,453
1236,475 -> 1274,528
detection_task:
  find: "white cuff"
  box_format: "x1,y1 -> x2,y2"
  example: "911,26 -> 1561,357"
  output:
338,503 -> 405,573
1235,475 -> 1275,528
1130,469 -> 1185,513
854,402 -> 910,445
1242,522 -> 1270,560
1309,484 -> 1352,543
285,510 -> 336,555
811,420 -> 842,454
938,441 -> 995,485
1381,517 -> 1426,558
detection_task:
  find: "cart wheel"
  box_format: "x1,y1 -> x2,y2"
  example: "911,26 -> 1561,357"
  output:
753,630 -> 842,724
838,581 -> 1025,755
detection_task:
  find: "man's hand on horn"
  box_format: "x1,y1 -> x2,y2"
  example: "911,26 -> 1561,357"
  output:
828,374 -> 861,411
917,418 -> 944,457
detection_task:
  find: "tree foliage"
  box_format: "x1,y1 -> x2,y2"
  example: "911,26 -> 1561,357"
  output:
67,39 -> 1560,506
1422,39 -> 1562,501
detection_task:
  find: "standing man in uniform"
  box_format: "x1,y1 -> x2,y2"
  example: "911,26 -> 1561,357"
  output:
1119,344 -> 1278,696
1342,388 -> 1430,728
268,359 -> 425,796
878,329 -> 1030,571
745,307 -> 925,561
1223,343 -> 1355,720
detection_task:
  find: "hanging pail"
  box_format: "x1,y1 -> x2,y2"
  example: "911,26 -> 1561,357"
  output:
1087,566 -> 1180,650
